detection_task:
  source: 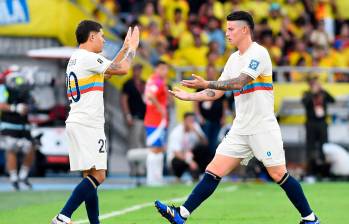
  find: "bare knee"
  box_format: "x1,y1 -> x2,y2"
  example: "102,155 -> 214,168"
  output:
206,155 -> 241,177
206,160 -> 227,177
266,165 -> 287,182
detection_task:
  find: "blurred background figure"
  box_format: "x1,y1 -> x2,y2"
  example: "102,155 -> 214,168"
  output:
0,68 -> 35,191
167,112 -> 210,183
121,63 -> 146,150
144,61 -> 169,186
322,143 -> 349,179
194,65 -> 228,156
302,77 -> 335,181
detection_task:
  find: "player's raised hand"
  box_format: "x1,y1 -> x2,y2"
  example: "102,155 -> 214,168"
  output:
168,87 -> 192,101
129,26 -> 140,51
181,74 -> 209,89
121,27 -> 132,50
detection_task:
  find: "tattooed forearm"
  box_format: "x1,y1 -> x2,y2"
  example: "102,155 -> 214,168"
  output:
119,49 -> 136,64
204,89 -> 216,97
208,73 -> 253,91
108,62 -> 122,71
106,49 -> 136,75
125,49 -> 136,62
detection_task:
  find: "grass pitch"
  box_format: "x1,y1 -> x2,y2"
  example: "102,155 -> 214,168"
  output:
0,182 -> 348,224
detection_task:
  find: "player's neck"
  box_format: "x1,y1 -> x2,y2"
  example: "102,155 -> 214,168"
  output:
237,37 -> 253,55
79,44 -> 97,53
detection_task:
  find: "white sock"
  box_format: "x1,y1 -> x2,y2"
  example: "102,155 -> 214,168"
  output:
9,170 -> 18,182
180,206 -> 190,218
146,151 -> 164,186
302,212 -> 315,221
58,214 -> 71,223
19,166 -> 30,180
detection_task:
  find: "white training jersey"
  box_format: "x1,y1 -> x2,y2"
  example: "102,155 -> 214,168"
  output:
219,42 -> 279,135
65,49 -> 112,128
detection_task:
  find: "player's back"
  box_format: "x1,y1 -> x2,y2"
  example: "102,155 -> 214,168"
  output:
65,49 -> 111,128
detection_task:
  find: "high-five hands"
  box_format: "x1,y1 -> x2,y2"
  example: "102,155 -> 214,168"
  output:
121,26 -> 140,52
129,26 -> 140,51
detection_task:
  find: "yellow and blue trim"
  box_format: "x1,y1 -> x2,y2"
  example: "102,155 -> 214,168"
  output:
67,73 -> 104,98
233,75 -> 273,97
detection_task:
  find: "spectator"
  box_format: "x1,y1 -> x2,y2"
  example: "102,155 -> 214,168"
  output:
284,0 -> 306,22
310,20 -> 334,48
176,35 -> 209,77
138,1 -> 162,29
198,0 -> 224,26
223,0 -> 246,19
141,21 -> 166,49
161,20 -> 178,50
288,39 -> 313,67
120,64 -> 146,150
170,8 -> 187,39
244,0 -> 270,23
314,0 -> 337,40
334,23 -> 349,50
267,3 -> 283,36
178,20 -> 208,49
194,65 -> 228,156
167,112 -> 210,182
302,76 -> 335,179
206,17 -> 226,54
0,71 -> 35,191
158,0 -> 189,23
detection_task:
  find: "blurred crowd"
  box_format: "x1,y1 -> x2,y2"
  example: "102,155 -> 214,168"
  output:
92,0 -> 349,82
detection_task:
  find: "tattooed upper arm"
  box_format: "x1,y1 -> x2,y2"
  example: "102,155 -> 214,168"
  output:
207,73 -> 254,91
105,62 -> 122,74
236,73 -> 254,87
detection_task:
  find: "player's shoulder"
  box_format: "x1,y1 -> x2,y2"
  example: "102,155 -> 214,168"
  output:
252,42 -> 270,55
226,50 -> 240,63
71,49 -> 104,62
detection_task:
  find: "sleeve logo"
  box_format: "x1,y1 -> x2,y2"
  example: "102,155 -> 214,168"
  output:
248,59 -> 260,71
97,58 -> 103,64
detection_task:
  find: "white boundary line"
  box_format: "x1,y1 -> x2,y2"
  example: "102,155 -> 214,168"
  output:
74,185 -> 238,224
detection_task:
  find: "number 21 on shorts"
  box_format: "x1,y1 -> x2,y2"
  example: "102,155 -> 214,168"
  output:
98,139 -> 107,153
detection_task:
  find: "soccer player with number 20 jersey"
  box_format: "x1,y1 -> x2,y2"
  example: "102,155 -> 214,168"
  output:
51,20 -> 139,224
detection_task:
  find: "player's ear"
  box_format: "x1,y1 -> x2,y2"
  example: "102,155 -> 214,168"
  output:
89,33 -> 95,42
242,26 -> 247,34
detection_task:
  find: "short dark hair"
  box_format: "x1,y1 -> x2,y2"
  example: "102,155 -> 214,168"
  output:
183,112 -> 195,119
226,11 -> 254,32
75,20 -> 102,44
155,60 -> 168,67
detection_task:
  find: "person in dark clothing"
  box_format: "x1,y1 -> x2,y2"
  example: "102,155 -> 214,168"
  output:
0,71 -> 35,191
302,77 -> 335,178
194,65 -> 228,156
120,63 -> 146,149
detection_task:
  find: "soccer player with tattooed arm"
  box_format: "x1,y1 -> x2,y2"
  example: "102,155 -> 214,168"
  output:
51,20 -> 139,224
155,11 -> 320,224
